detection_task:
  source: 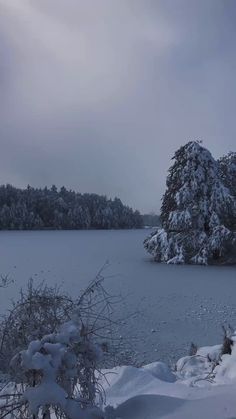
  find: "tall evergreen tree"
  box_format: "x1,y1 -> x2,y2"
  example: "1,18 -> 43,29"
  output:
161,141 -> 234,231
145,141 -> 236,265
219,152 -> 236,197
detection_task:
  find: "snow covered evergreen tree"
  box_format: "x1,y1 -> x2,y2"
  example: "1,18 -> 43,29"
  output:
144,141 -> 236,265
218,152 -> 236,230
218,152 -> 236,196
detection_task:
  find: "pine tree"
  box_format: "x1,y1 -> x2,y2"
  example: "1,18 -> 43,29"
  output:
218,152 -> 236,231
145,141 -> 236,265
161,141 -> 234,232
219,152 -> 236,198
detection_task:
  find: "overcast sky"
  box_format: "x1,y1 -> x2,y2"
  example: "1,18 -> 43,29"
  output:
0,0 -> 235,213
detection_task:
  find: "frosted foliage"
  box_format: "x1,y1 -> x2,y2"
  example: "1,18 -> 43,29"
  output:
144,142 -> 236,265
219,152 -> 236,198
144,229 -> 169,262
10,318 -> 104,418
168,210 -> 192,231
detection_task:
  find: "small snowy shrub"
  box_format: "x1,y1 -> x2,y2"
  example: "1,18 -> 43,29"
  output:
8,317 -> 104,418
0,268 -> 136,418
0,280 -> 75,373
175,327 -> 236,386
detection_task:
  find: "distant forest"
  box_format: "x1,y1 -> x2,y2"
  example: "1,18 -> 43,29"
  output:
142,213 -> 160,227
0,184 -> 143,230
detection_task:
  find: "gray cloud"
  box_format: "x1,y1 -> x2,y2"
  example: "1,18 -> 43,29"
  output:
0,0 -> 235,212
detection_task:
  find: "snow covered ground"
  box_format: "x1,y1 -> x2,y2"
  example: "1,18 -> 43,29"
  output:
102,362 -> 236,418
0,229 -> 236,364
102,339 -> 236,418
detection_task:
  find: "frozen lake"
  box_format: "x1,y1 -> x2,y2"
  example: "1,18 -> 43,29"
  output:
0,229 -> 236,365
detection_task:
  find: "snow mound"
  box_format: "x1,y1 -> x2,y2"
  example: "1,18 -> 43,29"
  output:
142,361 -> 176,382
102,334 -> 236,418
108,394 -> 185,419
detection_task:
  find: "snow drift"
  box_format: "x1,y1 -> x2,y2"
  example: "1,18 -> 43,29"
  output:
101,332 -> 236,418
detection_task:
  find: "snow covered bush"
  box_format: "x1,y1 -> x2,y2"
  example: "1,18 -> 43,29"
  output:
0,276 -> 107,418
0,280 -> 75,374
144,141 -> 236,265
174,326 -> 235,385
5,317 -> 104,418
0,269 -> 138,418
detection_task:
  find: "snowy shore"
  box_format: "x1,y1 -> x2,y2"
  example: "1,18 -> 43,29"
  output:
101,337 -> 236,418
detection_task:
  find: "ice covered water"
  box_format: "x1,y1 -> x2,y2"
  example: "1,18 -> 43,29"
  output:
0,229 -> 235,364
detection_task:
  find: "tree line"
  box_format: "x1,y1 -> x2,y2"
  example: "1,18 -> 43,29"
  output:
0,184 -> 143,230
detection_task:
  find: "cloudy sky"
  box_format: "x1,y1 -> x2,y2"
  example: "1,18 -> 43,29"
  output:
0,0 -> 235,212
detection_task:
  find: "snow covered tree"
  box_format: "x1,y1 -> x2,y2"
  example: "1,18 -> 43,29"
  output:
0,185 -> 143,230
218,152 -> 236,231
144,141 -> 236,265
218,152 -> 236,198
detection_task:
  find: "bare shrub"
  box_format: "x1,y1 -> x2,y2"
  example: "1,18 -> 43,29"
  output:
221,325 -> 234,356
0,275 -> 13,289
189,342 -> 198,356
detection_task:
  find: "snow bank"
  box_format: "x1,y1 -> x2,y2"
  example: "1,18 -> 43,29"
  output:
101,360 -> 236,418
100,334 -> 236,418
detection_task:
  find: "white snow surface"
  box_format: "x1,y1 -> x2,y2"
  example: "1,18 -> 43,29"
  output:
101,340 -> 236,418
